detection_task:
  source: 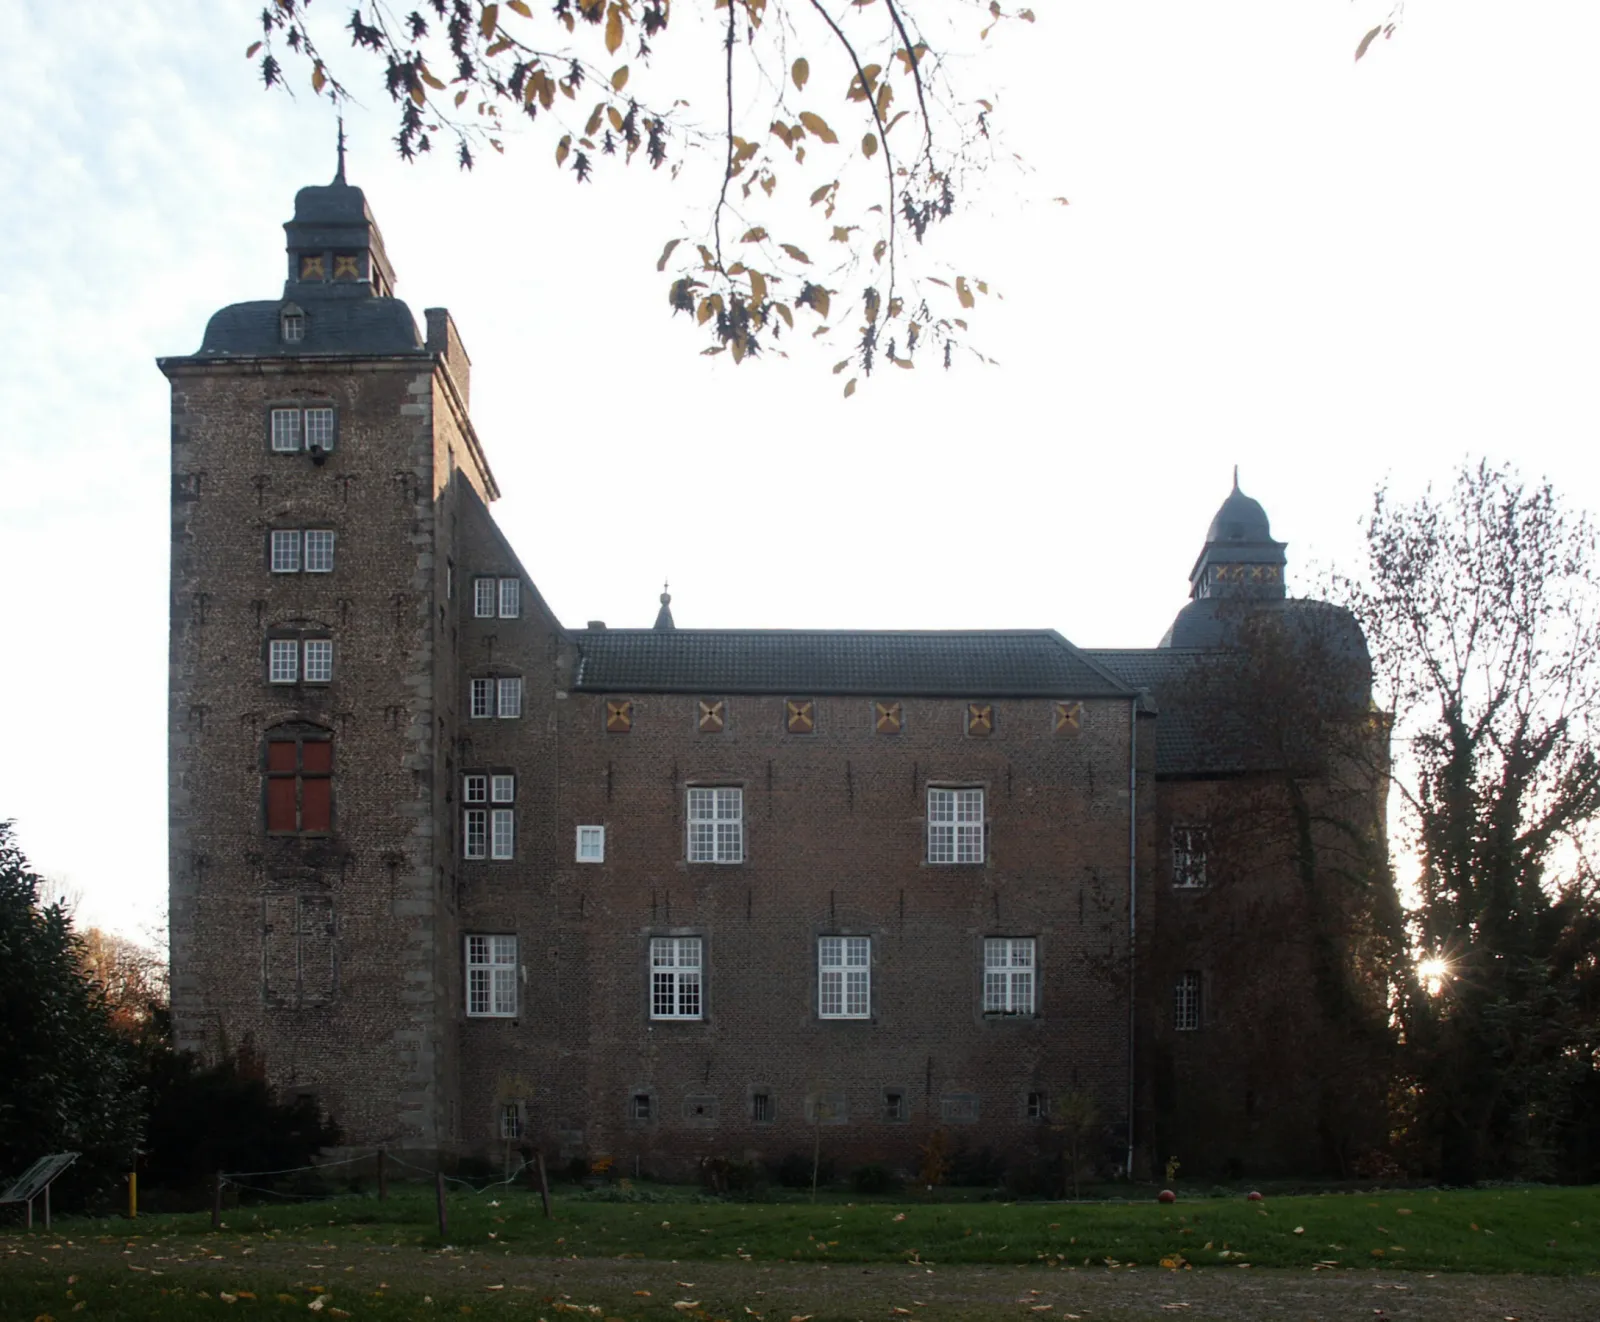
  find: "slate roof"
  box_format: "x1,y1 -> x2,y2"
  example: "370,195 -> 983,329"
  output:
1083,648 -> 1230,776
573,630 -> 1135,698
197,297 -> 425,358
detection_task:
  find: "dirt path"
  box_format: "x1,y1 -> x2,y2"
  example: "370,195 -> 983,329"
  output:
8,1234 -> 1599,1321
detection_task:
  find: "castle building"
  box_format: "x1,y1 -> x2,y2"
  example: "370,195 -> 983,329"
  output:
161,169 -> 1387,1181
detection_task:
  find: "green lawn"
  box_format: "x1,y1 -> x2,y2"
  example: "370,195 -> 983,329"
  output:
24,1183 -> 1600,1273
3,1187 -> 1599,1322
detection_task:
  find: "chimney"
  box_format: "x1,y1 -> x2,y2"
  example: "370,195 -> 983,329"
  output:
424,308 -> 472,407
587,620 -> 607,630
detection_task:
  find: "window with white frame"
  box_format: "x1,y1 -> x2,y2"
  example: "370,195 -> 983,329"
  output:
491,806 -> 515,860
474,578 -> 496,618
497,677 -> 523,719
463,774 -> 488,859
1174,970 -> 1202,1031
465,934 -> 517,1017
928,787 -> 984,864
576,825 -> 605,863
304,529 -> 335,573
469,677 -> 522,718
270,408 -> 302,452
269,405 -> 335,453
303,639 -> 333,684
500,1102 -> 522,1139
650,936 -> 703,1019
687,787 -> 743,863
464,773 -> 515,860
268,638 -> 299,684
983,937 -> 1036,1015
498,578 -> 520,618
270,530 -> 301,573
1172,826 -> 1210,889
269,529 -> 336,574
470,678 -> 494,718
303,406 -> 335,451
818,936 -> 870,1018
281,310 -> 305,343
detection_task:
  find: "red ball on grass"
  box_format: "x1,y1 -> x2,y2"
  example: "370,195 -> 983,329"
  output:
1247,1191 -> 1264,1202
1157,1189 -> 1177,1203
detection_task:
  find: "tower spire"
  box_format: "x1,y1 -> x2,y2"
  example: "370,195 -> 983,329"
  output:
654,579 -> 676,630
334,115 -> 348,185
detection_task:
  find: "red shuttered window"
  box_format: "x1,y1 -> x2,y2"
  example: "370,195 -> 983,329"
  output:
265,731 -> 333,834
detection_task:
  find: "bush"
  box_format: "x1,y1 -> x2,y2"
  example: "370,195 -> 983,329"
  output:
851,1163 -> 898,1195
775,1151 -> 833,1189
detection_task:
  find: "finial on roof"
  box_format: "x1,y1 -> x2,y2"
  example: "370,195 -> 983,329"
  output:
1232,464 -> 1240,492
654,579 -> 675,631
334,115 -> 348,185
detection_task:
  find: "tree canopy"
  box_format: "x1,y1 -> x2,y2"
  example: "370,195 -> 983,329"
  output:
249,0 -> 1041,391
0,821 -> 141,1205
1343,461 -> 1600,1182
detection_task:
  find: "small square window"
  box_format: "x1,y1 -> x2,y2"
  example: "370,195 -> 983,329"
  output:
304,530 -> 335,573
491,774 -> 516,804
470,678 -> 494,719
270,530 -> 301,573
1027,1090 -> 1049,1121
631,1093 -> 653,1121
940,1094 -> 980,1124
303,639 -> 333,684
576,825 -> 606,863
498,677 -> 523,719
270,408 -> 301,453
498,578 -> 520,618
490,808 -> 515,860
883,1089 -> 906,1122
463,774 -> 488,804
474,578 -> 496,618
751,1091 -> 773,1124
268,638 -> 299,684
303,407 -> 336,451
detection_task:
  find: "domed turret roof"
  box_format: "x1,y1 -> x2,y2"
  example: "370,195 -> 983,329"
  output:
1206,485 -> 1273,545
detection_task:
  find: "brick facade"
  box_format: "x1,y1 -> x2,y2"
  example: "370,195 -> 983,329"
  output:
161,177 -> 1387,1181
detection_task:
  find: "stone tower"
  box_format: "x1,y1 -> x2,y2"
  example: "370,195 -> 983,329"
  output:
160,166 -> 494,1148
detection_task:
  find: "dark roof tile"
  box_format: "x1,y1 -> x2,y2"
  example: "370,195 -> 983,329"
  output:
574,630 -> 1133,698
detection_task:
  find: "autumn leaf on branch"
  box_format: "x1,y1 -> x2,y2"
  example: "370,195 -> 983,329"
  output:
245,0 -> 1042,391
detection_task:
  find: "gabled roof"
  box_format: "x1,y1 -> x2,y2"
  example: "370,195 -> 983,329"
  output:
573,629 -> 1135,698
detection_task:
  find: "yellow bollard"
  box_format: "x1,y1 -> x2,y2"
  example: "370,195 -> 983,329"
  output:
128,1170 -> 137,1219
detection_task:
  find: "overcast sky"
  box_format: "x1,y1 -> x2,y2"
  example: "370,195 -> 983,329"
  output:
2,0 -> 1596,943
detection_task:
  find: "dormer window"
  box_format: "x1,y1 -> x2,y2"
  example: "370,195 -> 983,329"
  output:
281,306 -> 305,343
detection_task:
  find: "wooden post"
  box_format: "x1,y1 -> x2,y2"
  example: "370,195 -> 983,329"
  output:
536,1151 -> 551,1219
435,1170 -> 448,1239
377,1149 -> 388,1202
211,1172 -> 224,1230
128,1170 -> 138,1220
